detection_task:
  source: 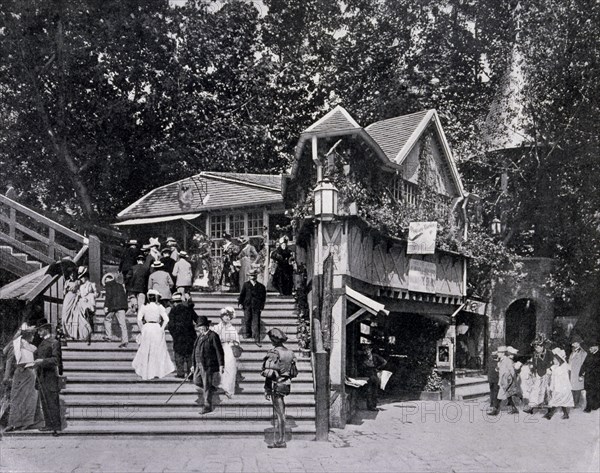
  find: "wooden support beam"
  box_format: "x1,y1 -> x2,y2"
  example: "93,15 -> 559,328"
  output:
346,307 -> 367,325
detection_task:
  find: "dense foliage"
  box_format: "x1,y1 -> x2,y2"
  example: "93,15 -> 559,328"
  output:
1,0 -> 598,314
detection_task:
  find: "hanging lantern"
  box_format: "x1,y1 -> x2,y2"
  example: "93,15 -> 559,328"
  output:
313,178 -> 339,222
491,218 -> 502,235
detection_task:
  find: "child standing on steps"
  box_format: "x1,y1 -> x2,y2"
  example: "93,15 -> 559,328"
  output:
544,347 -> 574,420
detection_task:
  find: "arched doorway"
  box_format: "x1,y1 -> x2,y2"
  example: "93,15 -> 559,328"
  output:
505,298 -> 537,357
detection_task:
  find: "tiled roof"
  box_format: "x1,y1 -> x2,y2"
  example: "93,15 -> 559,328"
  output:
203,172 -> 281,190
365,110 -> 430,162
303,105 -> 361,135
117,173 -> 283,220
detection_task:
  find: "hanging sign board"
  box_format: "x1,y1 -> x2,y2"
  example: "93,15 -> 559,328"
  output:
407,222 -> 438,254
408,259 -> 437,293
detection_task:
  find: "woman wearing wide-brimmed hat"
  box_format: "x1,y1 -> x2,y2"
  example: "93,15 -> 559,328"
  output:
63,266 -> 98,343
2,323 -> 44,432
132,290 -> 175,380
212,307 -> 241,398
147,261 -> 174,306
270,237 -> 294,296
236,236 -> 258,286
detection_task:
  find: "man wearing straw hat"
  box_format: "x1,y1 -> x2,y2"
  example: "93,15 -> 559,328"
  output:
33,319 -> 62,436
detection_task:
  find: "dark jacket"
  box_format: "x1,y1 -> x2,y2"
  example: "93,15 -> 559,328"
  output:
119,246 -> 140,275
104,280 -> 128,311
35,337 -> 60,392
532,348 -> 553,376
166,304 -> 198,355
238,281 -> 266,311
193,330 -> 224,371
161,256 -> 175,276
126,263 -> 149,294
581,350 -> 600,390
487,356 -> 499,384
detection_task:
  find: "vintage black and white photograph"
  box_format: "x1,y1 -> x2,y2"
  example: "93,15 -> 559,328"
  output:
0,0 -> 598,472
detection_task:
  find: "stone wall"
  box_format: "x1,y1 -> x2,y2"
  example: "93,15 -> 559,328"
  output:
488,257 -> 554,349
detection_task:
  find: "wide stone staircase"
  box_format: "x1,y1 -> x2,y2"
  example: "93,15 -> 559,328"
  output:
55,292 -> 316,437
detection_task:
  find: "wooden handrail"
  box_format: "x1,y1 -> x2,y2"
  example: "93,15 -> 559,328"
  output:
0,194 -> 85,244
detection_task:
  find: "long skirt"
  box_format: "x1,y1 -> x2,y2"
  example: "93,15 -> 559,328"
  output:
62,294 -> 92,340
8,366 -> 44,430
132,324 -> 175,380
528,373 -> 549,407
213,342 -> 237,397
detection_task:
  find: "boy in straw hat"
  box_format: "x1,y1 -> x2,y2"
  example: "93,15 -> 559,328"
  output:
496,346 -> 521,415
262,328 -> 297,448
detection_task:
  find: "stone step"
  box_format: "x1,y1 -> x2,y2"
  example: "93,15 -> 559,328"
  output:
66,332 -> 301,344
63,341 -> 307,353
93,313 -> 299,324
63,394 -> 315,406
63,372 -> 314,383
62,350 -> 309,362
455,375 -> 489,387
64,407 -> 316,421
456,382 -> 490,401
62,384 -> 314,395
62,361 -> 311,372
7,420 -> 316,437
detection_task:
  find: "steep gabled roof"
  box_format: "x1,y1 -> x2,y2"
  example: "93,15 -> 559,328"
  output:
303,105 -> 361,135
117,172 -> 283,221
294,106 -> 465,197
365,110 -> 430,163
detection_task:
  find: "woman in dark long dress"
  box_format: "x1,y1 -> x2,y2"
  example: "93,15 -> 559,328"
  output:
271,240 -> 294,296
2,324 -> 44,431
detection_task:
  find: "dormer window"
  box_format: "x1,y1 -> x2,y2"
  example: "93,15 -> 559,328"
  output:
390,175 -> 418,207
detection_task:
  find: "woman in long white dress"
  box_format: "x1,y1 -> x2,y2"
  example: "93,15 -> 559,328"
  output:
132,289 -> 175,380
61,270 -> 81,339
212,307 -> 240,398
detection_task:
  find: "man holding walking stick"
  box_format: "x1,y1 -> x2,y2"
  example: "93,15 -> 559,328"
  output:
192,316 -> 224,414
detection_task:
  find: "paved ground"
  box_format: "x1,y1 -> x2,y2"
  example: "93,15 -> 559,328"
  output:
1,400 -> 598,473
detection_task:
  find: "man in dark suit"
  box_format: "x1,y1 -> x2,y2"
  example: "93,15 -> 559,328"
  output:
192,316 -> 224,414
119,239 -> 140,282
238,268 -> 267,346
126,254 -> 149,312
33,318 -> 62,435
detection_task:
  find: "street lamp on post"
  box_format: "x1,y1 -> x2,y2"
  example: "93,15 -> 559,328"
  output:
313,178 -> 339,222
491,218 -> 502,235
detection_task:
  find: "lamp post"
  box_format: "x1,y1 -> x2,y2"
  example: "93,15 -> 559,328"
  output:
490,218 -> 502,235
313,178 -> 339,221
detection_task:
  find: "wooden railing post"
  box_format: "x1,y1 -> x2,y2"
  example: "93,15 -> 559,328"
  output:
8,208 -> 16,239
88,234 -> 102,285
48,227 -> 56,260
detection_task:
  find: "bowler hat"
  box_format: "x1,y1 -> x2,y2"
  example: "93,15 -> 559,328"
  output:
267,328 -> 287,343
196,315 -> 211,327
35,318 -> 51,330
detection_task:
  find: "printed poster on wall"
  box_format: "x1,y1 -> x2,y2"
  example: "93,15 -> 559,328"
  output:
408,258 -> 437,293
407,221 -> 438,254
